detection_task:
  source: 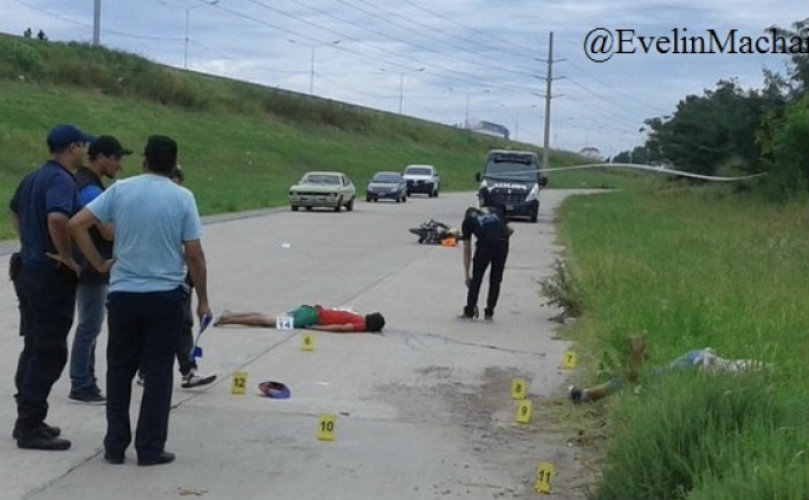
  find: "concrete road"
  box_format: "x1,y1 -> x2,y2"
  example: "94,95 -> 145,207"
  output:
0,190 -> 595,500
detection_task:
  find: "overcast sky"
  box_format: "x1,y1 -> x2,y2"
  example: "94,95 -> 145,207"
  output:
0,0 -> 805,158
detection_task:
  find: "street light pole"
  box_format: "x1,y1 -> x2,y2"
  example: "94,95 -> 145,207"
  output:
309,46 -> 315,94
381,67 -> 424,115
398,73 -> 404,114
465,94 -> 470,128
174,0 -> 218,70
462,89 -> 490,129
288,39 -> 340,95
184,7 -> 190,69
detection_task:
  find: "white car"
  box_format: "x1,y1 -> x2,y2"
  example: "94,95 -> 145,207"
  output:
289,171 -> 356,212
402,164 -> 440,197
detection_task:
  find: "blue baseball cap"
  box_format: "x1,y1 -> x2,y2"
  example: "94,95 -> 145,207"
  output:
47,124 -> 95,152
258,381 -> 291,399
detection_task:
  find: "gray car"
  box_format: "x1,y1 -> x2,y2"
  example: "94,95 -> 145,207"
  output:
366,171 -> 407,203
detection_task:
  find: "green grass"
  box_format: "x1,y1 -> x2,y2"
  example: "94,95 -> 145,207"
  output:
0,33 -> 595,240
554,185 -> 809,499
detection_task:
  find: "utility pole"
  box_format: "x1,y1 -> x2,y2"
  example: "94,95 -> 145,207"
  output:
535,32 -> 565,169
542,32 -> 553,169
92,0 -> 100,46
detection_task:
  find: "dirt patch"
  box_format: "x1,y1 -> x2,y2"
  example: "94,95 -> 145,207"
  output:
376,365 -> 594,499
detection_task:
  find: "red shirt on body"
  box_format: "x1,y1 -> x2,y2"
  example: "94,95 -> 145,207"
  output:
315,305 -> 366,331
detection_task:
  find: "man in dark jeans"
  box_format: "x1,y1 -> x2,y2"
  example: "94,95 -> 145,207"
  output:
136,166 -> 216,389
69,135 -> 132,404
70,135 -> 211,466
9,123 -> 94,450
459,188 -> 513,321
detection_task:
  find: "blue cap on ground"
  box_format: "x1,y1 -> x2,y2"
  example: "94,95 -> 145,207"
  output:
258,381 -> 291,399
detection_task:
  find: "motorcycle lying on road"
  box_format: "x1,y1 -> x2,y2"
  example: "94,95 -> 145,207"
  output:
409,219 -> 460,245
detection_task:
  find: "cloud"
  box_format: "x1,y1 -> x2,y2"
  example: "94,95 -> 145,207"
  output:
0,0 -> 804,156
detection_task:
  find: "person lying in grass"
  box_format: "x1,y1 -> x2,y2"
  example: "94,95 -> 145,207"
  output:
568,336 -> 771,404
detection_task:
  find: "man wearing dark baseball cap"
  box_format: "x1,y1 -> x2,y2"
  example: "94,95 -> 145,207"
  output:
89,135 -> 133,159
68,135 -> 132,404
9,123 -> 95,450
46,123 -> 95,153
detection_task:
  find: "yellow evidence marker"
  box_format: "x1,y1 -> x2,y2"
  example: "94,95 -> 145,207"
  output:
317,414 -> 336,441
534,462 -> 555,494
562,350 -> 577,369
231,371 -> 248,395
510,378 -> 527,400
516,400 -> 533,424
301,333 -> 315,351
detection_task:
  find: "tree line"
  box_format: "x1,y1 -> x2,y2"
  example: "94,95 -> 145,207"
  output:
612,18 -> 808,199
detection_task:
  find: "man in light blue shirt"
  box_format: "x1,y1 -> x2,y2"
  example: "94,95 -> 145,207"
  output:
69,135 -> 211,466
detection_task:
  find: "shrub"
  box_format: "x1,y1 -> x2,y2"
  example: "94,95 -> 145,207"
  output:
539,257 -> 583,321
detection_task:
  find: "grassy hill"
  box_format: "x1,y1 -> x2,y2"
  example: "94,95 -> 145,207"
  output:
0,33 -> 609,239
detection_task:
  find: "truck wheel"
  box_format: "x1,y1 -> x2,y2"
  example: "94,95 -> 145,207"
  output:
530,209 -> 538,223
334,197 -> 343,212
291,205 -> 299,211
346,198 -> 354,211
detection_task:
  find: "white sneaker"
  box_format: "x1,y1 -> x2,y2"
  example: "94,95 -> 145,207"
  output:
181,372 -> 217,389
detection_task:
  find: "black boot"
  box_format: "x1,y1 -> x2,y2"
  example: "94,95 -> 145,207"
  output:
17,428 -> 71,450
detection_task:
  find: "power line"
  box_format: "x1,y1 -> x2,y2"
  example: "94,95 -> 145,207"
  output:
14,0 -> 183,41
398,0 -> 544,60
204,0 -> 415,72
560,77 -> 651,125
332,0 -> 543,79
565,60 -> 671,116
187,39 -> 305,74
225,0 -> 544,95
207,0 -> 531,94
317,74 -> 398,100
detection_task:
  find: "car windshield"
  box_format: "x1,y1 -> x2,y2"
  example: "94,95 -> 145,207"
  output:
372,173 -> 402,183
484,156 -> 537,181
405,167 -> 432,176
302,174 -> 340,185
